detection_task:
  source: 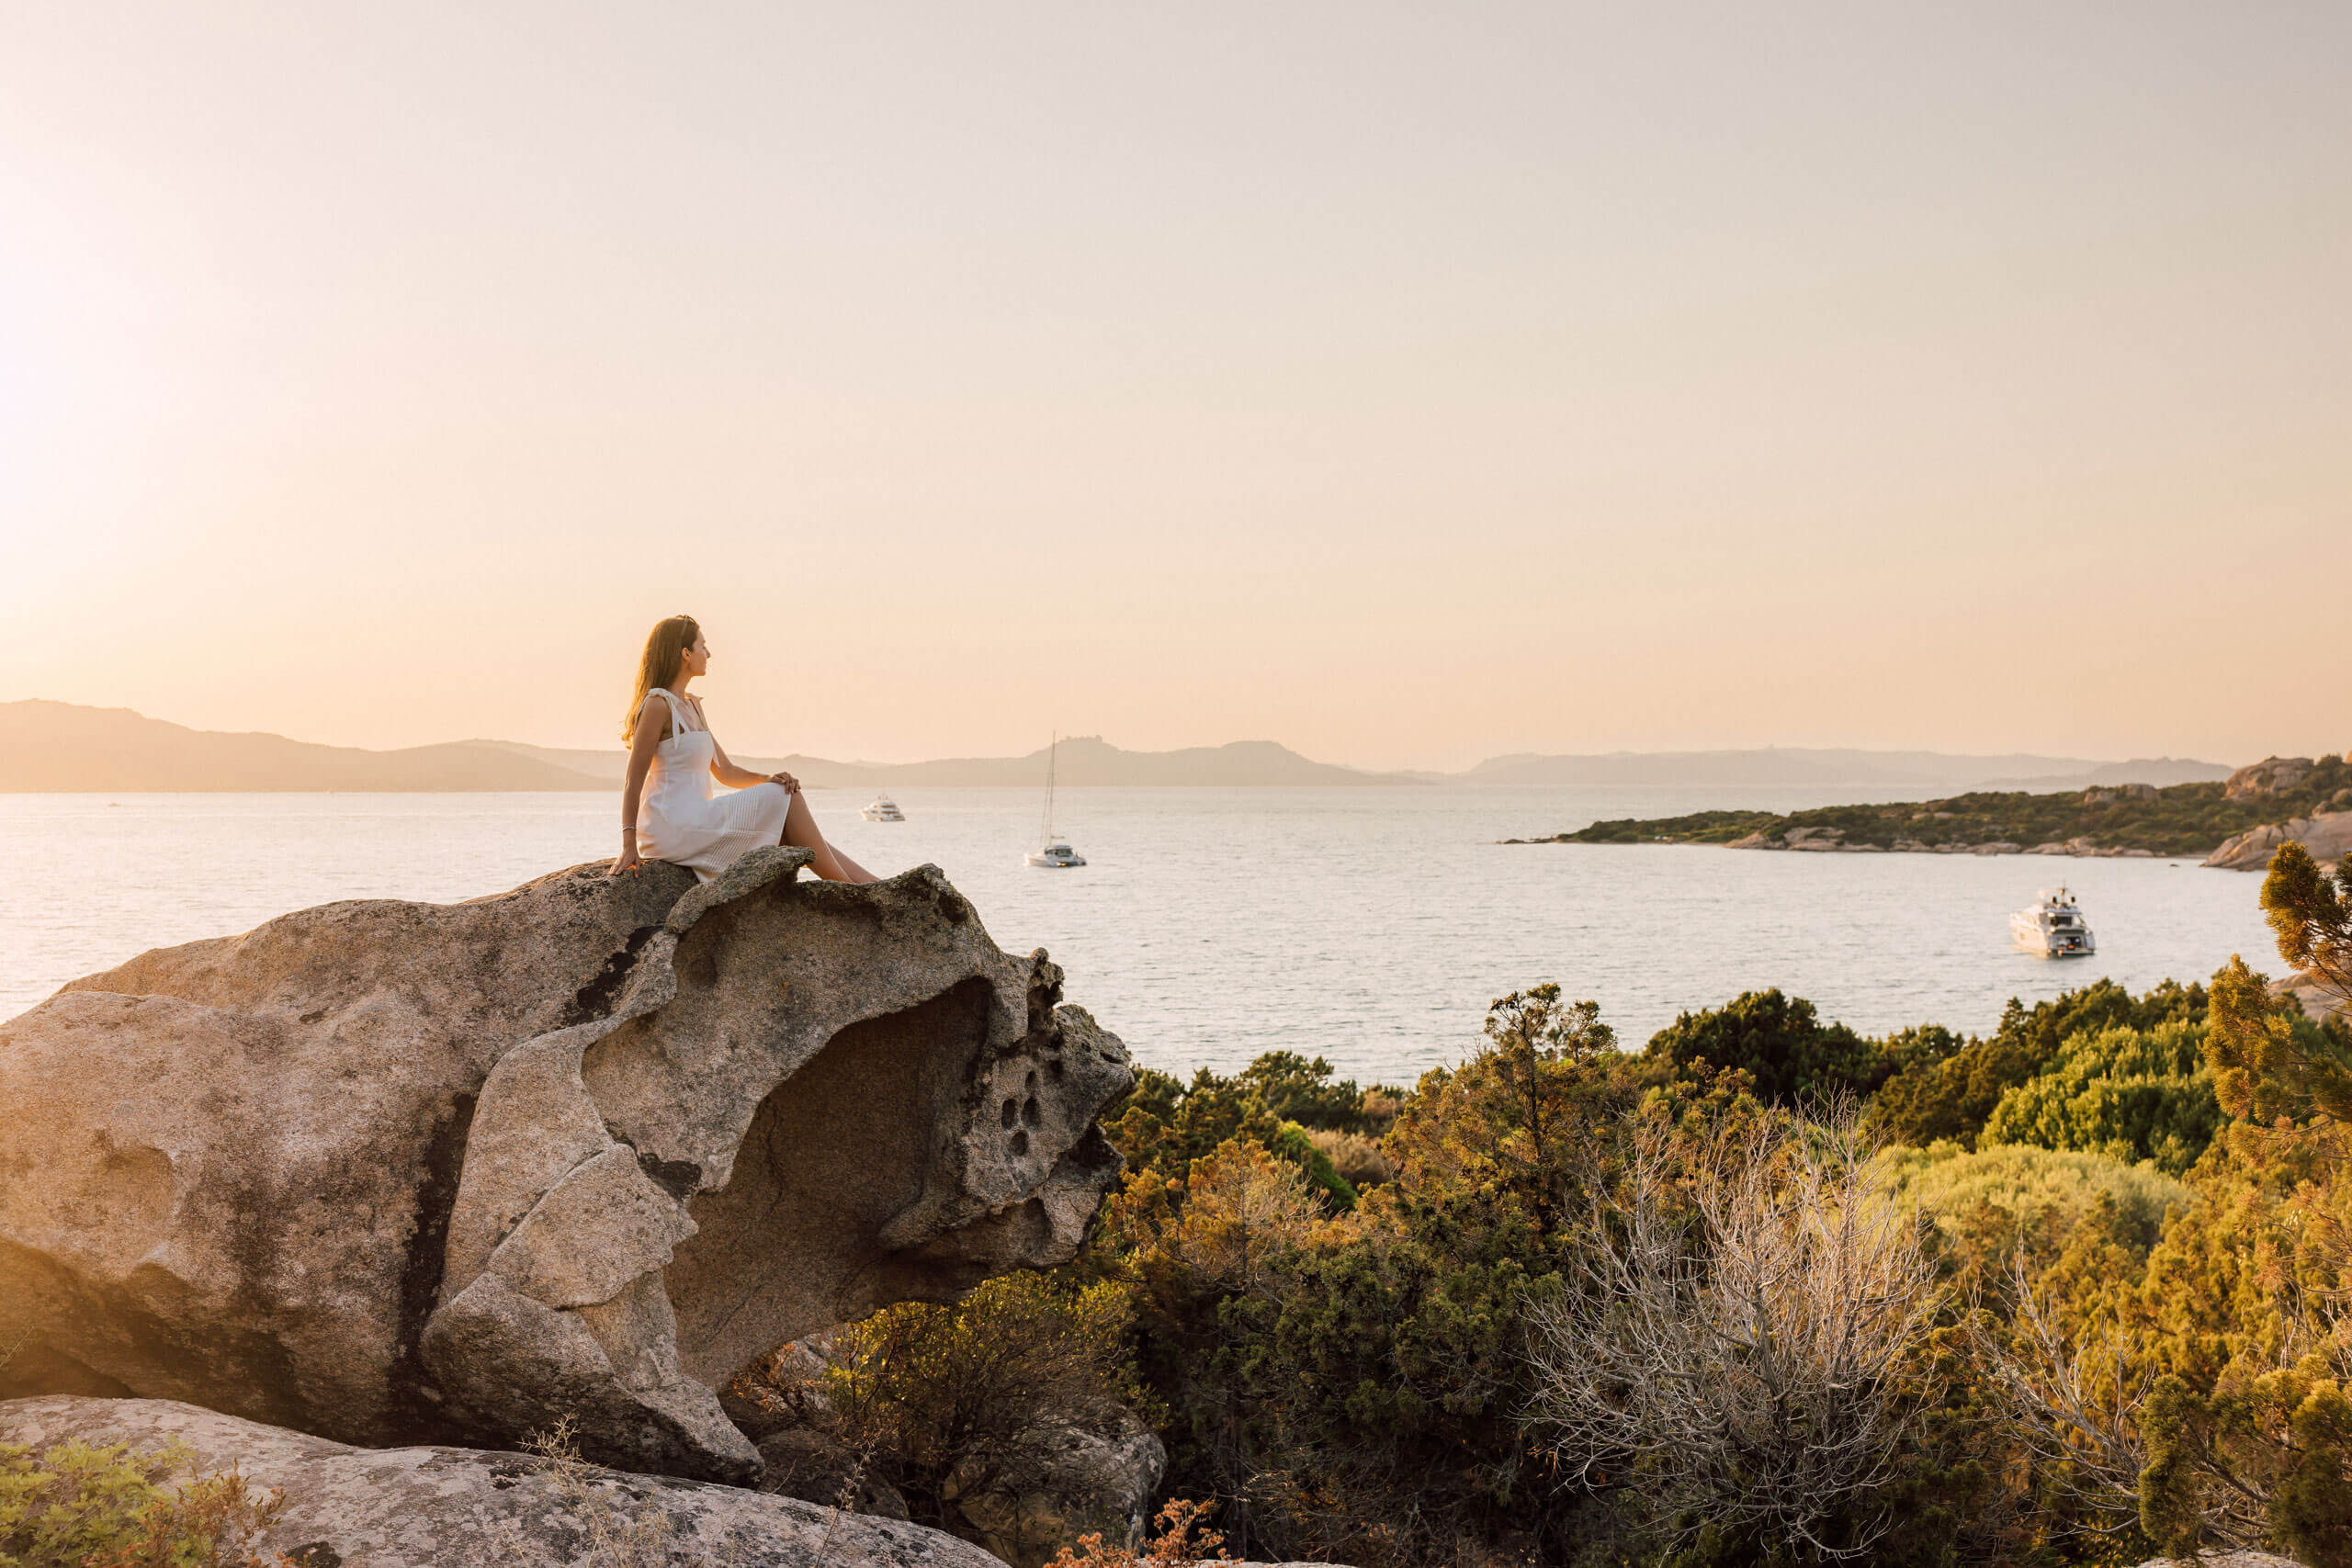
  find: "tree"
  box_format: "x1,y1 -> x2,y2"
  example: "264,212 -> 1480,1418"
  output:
1236,1051 -> 1389,1134
1386,984 -> 1623,1243
2207,842 -> 2352,1135
1645,988 -> 1886,1109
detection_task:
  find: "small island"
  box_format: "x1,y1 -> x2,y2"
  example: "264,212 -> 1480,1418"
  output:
1506,753 -> 2352,866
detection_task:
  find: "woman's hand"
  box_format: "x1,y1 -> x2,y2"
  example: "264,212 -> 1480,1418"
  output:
767,771 -> 801,795
609,830 -> 645,876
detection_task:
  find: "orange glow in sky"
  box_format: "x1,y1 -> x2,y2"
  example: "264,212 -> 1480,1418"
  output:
5,4 -> 2348,769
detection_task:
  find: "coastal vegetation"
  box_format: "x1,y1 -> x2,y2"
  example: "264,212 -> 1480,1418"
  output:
0,1435 -> 286,1566
1532,751 -> 2352,860
823,850 -> 2352,1566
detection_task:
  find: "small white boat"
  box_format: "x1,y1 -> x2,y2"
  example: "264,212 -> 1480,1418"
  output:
2012,886 -> 2096,957
1025,734 -> 1085,868
860,794 -> 905,822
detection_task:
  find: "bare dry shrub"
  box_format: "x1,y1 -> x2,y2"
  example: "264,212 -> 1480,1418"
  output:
1306,1127 -> 1393,1189
1524,1109 -> 1943,1559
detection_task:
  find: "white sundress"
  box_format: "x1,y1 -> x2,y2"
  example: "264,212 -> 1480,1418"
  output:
633,687 -> 793,882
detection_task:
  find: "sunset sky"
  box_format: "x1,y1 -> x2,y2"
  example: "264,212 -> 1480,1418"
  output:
5,3 -> 2347,771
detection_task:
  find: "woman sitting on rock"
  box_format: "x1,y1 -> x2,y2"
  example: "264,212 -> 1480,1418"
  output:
609,614 -> 879,885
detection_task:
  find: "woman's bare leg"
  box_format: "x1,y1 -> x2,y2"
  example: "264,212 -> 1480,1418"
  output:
780,791 -> 878,884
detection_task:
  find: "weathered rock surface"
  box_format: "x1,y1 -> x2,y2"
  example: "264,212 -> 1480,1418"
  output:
2225,756 -> 2315,801
730,1334 -> 1164,1566
2274,969 -> 2348,1024
2203,809 -> 2352,872
0,1395 -> 1000,1568
2130,1554 -> 2298,1568
942,1395 -> 1166,1568
0,849 -> 1132,1482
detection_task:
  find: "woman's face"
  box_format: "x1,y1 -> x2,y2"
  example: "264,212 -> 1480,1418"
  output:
682,633 -> 710,677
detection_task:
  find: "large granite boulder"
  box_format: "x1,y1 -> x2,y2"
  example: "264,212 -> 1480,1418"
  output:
2224,756 -> 2315,801
0,849 -> 1132,1483
0,1394 -> 1001,1568
2203,810 -> 2352,872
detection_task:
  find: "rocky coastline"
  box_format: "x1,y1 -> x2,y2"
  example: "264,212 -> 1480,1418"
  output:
1506,752 -> 2352,872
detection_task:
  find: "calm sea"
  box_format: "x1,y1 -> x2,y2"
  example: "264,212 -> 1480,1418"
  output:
0,788 -> 2280,1084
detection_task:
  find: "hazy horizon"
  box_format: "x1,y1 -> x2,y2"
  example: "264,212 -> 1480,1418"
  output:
0,694 -> 2266,782
7,4 -> 2348,771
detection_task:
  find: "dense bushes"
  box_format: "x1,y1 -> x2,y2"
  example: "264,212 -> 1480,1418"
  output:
1868,977 -> 2209,1148
1882,1139 -> 2189,1258
812,850 -> 2352,1564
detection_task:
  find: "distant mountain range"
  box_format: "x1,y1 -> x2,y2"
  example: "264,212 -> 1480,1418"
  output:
484,734 -> 1423,788
0,701 -> 2234,794
0,704 -> 1419,791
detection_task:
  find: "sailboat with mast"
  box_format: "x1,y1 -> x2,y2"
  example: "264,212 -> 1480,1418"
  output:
1024,733 -> 1086,868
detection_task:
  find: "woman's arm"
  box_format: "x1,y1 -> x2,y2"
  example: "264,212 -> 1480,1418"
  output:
708,729 -> 798,795
607,695 -> 666,875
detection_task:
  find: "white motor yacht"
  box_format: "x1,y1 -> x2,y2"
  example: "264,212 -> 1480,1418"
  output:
2012,886 -> 2096,957
860,793 -> 905,822
1025,734 -> 1085,868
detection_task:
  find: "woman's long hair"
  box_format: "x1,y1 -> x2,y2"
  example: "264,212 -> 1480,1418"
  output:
621,615 -> 700,742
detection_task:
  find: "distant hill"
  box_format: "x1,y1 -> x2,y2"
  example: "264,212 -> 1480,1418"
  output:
1527,753 -> 2351,862
484,734 -> 1422,787
1462,748 -> 2229,792
0,701 -> 604,792
1,700 -> 2240,795
0,704 -> 1419,791
1983,758 -> 2236,789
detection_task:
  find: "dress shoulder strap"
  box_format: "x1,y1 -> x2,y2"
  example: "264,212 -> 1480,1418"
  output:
639,687 -> 684,739
645,687 -> 705,734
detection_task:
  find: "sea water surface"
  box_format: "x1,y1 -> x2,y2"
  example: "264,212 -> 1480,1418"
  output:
0,787 -> 2278,1083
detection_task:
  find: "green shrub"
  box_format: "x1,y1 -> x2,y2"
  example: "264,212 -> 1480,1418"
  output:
1104,1055 -> 1400,1199
1237,1051 -> 1397,1135
0,1437 -> 285,1567
1979,1020 -> 2224,1174
1880,1139 -> 2190,1254
1645,987 -> 1891,1107
823,1271 -> 1139,1533
1868,979 -> 2209,1150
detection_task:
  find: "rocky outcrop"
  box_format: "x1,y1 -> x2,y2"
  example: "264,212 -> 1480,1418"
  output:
0,1394 -> 1001,1567
2203,810 -> 2352,872
938,1395 -> 1165,1568
2083,783 -> 2158,805
2225,756 -> 2316,801
2273,969 -> 2348,1023
0,849 -> 1133,1483
729,1335 -> 1164,1566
